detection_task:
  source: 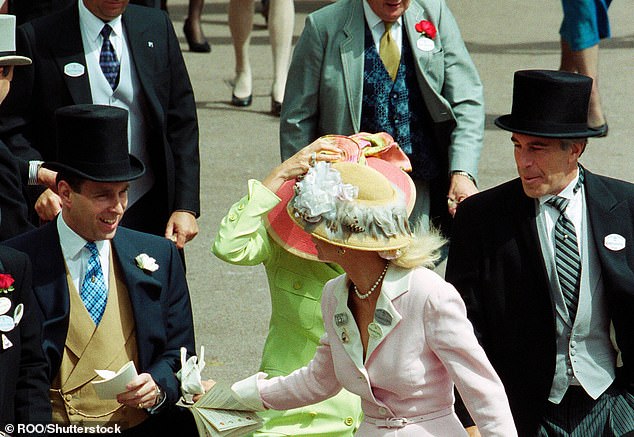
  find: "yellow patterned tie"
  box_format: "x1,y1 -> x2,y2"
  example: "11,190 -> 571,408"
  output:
379,21 -> 400,81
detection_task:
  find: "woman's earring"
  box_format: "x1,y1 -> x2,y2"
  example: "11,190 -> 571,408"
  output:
337,248 -> 346,255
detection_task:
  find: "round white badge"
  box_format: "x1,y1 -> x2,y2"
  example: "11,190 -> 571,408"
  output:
0,315 -> 15,332
64,62 -> 85,78
417,37 -> 435,52
13,303 -> 24,326
604,234 -> 626,251
0,297 -> 11,315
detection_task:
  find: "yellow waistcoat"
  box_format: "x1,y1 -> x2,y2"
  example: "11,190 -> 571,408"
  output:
50,253 -> 147,429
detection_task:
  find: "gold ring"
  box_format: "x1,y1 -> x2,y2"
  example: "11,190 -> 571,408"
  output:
137,402 -> 144,409
447,197 -> 458,207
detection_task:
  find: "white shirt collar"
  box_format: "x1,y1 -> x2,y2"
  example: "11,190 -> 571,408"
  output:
57,213 -> 108,261
78,0 -> 124,43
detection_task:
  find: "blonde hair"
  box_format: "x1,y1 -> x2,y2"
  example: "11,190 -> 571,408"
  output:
383,219 -> 447,269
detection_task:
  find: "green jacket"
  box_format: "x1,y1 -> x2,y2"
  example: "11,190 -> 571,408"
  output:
212,180 -> 361,436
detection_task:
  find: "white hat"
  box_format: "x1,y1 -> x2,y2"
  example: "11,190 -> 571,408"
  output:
0,15 -> 32,67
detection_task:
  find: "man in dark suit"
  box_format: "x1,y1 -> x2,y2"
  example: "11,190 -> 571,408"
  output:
0,14 -> 36,241
0,15 -> 50,429
446,70 -> 634,436
5,105 -> 196,434
0,0 -> 200,249
0,248 -> 51,429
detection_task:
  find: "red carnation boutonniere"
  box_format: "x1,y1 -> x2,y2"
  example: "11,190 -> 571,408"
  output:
414,20 -> 437,52
0,273 -> 15,293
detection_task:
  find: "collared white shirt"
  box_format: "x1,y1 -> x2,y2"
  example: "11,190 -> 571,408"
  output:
363,1 -> 403,54
57,214 -> 111,294
536,170 -> 584,261
79,0 -> 124,86
77,0 -> 154,206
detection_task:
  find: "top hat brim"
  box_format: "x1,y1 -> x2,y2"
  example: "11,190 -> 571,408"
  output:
494,114 -> 603,139
44,154 -> 145,182
0,55 -> 32,66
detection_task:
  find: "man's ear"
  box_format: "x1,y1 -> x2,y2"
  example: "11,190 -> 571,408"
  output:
57,180 -> 73,206
570,141 -> 586,161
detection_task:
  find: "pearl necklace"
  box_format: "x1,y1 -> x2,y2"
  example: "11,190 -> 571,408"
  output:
353,263 -> 389,300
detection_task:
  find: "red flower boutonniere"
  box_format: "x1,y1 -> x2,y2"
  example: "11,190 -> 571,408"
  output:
415,20 -> 437,39
414,20 -> 437,52
0,274 -> 15,293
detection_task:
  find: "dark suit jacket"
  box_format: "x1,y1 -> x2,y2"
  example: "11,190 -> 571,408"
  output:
0,3 -> 200,232
4,221 -> 196,406
445,169 -> 634,436
0,143 -> 34,240
0,246 -> 51,427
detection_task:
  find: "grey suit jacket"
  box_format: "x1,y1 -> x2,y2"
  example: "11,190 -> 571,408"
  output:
280,0 -> 483,180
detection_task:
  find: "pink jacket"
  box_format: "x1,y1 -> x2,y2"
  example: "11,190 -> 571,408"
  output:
237,265 -> 517,436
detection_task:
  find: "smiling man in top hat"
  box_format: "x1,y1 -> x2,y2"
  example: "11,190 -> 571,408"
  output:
4,104 -> 196,435
446,70 -> 634,436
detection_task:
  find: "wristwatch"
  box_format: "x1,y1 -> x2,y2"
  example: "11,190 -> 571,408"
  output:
451,170 -> 477,186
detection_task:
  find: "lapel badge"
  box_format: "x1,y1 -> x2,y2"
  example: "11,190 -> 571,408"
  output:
2,334 -> 12,350
13,304 -> 24,326
0,297 -> 11,315
341,328 -> 350,344
334,312 -> 348,327
416,37 -> 434,52
368,322 -> 383,340
604,234 -> 625,251
148,41 -> 154,48
375,309 -> 393,326
0,315 -> 15,332
63,62 -> 85,78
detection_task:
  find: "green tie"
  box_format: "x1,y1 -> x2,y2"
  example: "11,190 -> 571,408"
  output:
379,21 -> 400,81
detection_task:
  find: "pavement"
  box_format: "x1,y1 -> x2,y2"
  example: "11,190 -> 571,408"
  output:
164,0 -> 634,383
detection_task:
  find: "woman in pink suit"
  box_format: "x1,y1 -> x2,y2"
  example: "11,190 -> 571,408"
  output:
231,161 -> 517,436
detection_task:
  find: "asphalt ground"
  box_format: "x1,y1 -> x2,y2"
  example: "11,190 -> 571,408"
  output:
166,0 -> 634,383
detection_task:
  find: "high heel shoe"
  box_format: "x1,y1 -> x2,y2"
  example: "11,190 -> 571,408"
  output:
270,97 -> 282,116
232,93 -> 253,107
183,19 -> 211,53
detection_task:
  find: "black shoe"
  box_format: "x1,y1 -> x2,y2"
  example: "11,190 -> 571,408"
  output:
270,98 -> 282,116
232,93 -> 253,107
183,19 -> 211,53
589,123 -> 608,137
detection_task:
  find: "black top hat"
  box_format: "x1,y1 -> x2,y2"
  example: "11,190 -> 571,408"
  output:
45,104 -> 145,182
495,70 -> 602,138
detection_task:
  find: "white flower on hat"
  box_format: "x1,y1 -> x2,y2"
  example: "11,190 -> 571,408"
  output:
135,253 -> 159,272
292,161 -> 358,224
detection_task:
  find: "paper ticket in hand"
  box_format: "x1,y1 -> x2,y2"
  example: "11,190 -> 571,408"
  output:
92,361 -> 138,399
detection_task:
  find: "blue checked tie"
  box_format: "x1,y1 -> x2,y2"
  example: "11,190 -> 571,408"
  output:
81,242 -> 108,325
547,169 -> 585,323
99,24 -> 120,90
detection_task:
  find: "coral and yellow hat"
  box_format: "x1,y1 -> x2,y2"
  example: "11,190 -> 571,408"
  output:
265,134 -> 414,260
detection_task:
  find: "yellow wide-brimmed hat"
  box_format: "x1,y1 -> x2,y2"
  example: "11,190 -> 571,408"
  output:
288,161 -> 412,251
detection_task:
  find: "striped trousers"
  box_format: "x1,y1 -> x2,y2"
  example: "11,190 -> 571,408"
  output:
537,385 -> 633,436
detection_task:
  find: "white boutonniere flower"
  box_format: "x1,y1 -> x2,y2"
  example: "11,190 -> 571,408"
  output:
135,253 -> 159,272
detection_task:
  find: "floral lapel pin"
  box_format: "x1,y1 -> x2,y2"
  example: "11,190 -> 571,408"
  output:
0,273 -> 15,294
414,19 -> 437,52
135,253 -> 159,273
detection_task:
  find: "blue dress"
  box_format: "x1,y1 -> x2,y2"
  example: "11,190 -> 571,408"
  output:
560,0 -> 613,51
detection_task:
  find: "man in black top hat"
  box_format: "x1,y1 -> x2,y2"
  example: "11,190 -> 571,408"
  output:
446,70 -> 634,436
0,0 -> 200,250
4,104 -> 196,435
